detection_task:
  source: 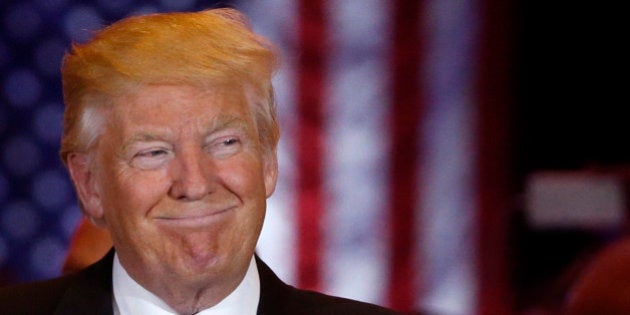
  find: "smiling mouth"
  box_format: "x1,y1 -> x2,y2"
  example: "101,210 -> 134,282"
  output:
155,207 -> 235,226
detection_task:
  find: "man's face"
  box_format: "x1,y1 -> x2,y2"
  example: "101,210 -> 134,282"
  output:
71,84 -> 277,291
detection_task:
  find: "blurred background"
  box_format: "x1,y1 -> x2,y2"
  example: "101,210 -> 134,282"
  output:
0,0 -> 623,314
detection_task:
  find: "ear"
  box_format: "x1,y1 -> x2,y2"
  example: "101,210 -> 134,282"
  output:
263,150 -> 278,198
66,153 -> 108,228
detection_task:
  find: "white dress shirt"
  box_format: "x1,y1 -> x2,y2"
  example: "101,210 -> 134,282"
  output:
112,254 -> 260,315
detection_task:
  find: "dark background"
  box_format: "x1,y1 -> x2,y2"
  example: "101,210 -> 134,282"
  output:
515,1 -> 625,172
512,0 -> 626,311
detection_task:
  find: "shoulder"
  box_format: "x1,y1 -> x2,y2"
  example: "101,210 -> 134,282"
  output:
0,274 -> 77,314
285,287 -> 402,315
256,256 -> 402,315
0,250 -> 114,315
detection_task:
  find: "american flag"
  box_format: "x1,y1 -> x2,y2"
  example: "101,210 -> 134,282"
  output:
0,0 -> 514,314
239,0 -> 512,314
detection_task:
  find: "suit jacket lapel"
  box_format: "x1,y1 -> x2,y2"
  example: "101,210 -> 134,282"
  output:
50,251 -> 287,315
53,249 -> 115,315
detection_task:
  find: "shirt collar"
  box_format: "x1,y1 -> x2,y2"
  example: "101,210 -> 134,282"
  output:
112,254 -> 260,315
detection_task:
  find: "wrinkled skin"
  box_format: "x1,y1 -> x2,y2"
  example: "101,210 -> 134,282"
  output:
67,84 -> 277,313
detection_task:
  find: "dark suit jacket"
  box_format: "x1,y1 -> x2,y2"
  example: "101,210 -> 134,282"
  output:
0,250 -> 401,314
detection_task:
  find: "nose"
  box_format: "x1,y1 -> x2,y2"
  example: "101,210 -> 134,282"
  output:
168,147 -> 214,201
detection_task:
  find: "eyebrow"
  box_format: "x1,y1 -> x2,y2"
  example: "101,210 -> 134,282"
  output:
120,115 -> 253,151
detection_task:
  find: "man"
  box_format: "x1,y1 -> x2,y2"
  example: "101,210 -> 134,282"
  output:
0,8 -> 400,315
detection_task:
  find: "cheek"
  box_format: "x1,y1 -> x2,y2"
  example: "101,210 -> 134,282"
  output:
220,157 -> 268,233
103,169 -> 171,218
218,156 -> 267,198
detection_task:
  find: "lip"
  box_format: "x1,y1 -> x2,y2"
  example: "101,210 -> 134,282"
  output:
154,206 -> 235,227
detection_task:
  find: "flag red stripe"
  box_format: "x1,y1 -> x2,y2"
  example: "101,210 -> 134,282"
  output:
296,0 -> 327,291
476,0 -> 515,313
388,0 -> 424,311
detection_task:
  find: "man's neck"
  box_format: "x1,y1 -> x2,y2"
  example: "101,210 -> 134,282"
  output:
112,254 -> 260,315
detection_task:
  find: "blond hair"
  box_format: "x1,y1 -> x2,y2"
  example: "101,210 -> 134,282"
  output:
60,8 -> 279,163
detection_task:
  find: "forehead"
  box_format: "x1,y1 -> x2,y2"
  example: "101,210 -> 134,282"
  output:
116,84 -> 247,113
106,84 -> 254,130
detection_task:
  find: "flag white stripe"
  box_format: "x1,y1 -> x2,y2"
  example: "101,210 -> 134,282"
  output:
322,0 -> 391,304
418,0 -> 479,313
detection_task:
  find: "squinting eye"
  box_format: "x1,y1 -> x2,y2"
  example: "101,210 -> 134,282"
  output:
138,149 -> 168,157
222,138 -> 239,146
208,136 -> 242,158
131,148 -> 172,169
